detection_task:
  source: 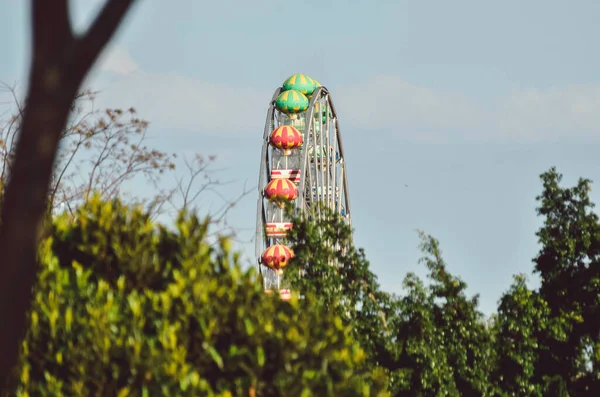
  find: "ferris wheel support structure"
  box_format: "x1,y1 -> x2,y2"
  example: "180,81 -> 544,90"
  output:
255,81 -> 352,294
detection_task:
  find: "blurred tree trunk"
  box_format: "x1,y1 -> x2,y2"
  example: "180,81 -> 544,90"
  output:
0,0 -> 138,385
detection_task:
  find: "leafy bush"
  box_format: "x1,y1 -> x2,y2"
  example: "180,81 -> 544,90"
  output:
7,195 -> 389,396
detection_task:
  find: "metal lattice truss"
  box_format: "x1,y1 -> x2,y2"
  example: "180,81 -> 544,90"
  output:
255,86 -> 352,291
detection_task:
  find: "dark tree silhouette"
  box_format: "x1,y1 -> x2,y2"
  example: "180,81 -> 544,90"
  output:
0,0 -> 140,385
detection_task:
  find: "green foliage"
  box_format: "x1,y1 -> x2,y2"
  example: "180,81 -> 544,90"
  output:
8,195 -> 389,396
386,273 -> 460,396
533,167 -> 600,394
284,204 -> 394,372
416,232 -> 493,396
285,206 -> 493,396
492,274 -> 552,396
381,233 -> 493,396
9,165 -> 600,395
285,167 -> 600,396
284,204 -> 384,313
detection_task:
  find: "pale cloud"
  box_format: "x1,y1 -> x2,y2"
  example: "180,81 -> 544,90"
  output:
91,70 -> 272,134
334,75 -> 481,132
88,64 -> 600,142
334,75 -> 600,142
96,45 -> 139,75
494,85 -> 600,141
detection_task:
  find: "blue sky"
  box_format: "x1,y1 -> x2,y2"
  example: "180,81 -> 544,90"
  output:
2,0 -> 600,315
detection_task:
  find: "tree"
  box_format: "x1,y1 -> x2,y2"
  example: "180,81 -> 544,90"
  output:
7,195 -> 390,396
532,167 -> 600,394
164,152 -> 253,237
284,206 -> 494,395
379,233 -> 494,396
284,204 -> 393,370
1,83 -> 252,234
0,86 -> 175,215
492,274 -> 553,396
386,272 -> 459,396
415,232 -> 493,396
0,0 -> 140,384
488,167 -> 600,396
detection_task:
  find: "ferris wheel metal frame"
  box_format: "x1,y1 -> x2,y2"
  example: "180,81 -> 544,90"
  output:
255,84 -> 352,293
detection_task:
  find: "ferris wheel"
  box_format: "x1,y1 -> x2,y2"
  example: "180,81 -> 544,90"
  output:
254,74 -> 352,299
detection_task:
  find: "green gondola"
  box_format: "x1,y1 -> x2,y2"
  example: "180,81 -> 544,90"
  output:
283,74 -> 317,96
275,89 -> 309,119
